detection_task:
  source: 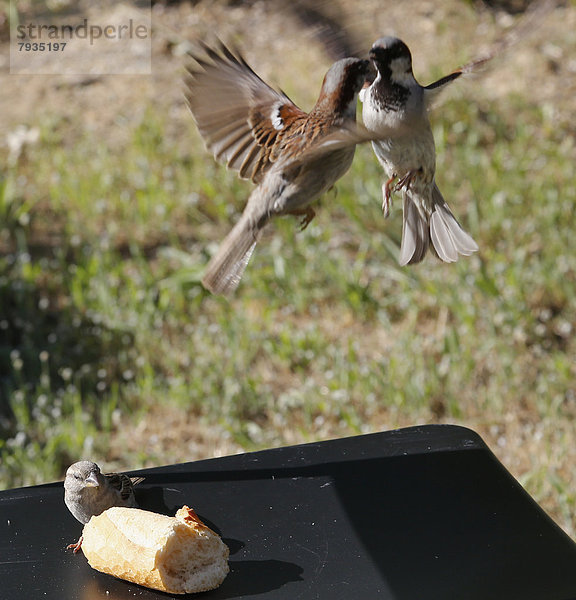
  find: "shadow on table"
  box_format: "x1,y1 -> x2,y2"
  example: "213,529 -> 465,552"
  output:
137,446 -> 576,600
79,559 -> 302,600
214,560 -> 303,599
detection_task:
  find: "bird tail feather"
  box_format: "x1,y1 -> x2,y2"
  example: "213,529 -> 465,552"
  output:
429,184 -> 478,262
202,215 -> 261,295
399,184 -> 478,266
399,195 -> 429,266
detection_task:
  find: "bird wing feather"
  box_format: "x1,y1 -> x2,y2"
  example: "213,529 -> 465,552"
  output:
186,42 -> 308,183
105,472 -> 138,502
424,0 -> 554,110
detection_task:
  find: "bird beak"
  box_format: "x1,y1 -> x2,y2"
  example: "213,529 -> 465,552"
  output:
85,472 -> 100,487
365,62 -> 377,84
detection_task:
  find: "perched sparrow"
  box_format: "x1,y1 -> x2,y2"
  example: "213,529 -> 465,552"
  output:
361,37 -> 479,265
186,43 -> 371,295
64,460 -> 144,552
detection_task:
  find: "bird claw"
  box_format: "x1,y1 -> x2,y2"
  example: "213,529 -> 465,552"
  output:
296,207 -> 316,231
394,170 -> 419,194
382,178 -> 394,218
66,536 -> 83,554
382,171 -> 418,217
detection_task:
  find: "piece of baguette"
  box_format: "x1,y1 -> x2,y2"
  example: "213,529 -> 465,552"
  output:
81,505 -> 229,594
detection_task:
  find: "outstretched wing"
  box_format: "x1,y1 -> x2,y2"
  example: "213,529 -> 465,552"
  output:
185,41 -> 308,183
424,0 -> 555,107
273,120 -> 396,171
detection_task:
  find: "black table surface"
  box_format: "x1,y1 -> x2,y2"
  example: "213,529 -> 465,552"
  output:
1,424 -> 575,600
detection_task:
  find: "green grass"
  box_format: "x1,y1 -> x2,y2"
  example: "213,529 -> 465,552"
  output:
1,88 -> 574,536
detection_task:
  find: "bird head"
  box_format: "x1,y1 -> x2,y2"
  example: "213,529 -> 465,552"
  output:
369,37 -> 414,83
66,460 -> 102,489
314,57 -> 371,118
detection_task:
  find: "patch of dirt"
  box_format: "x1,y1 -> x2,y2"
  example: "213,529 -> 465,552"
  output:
107,403 -> 244,470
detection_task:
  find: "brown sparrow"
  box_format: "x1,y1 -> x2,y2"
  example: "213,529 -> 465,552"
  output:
361,37 -> 480,265
64,460 -> 144,552
186,43 -> 370,294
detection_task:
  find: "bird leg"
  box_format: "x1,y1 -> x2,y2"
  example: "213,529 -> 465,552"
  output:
66,536 -> 84,554
394,170 -> 417,194
382,175 -> 396,218
290,206 -> 316,231
383,169 -> 421,217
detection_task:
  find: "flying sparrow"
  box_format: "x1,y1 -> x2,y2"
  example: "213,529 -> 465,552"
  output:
64,460 -> 144,552
361,36 -> 479,265
186,43 -> 371,295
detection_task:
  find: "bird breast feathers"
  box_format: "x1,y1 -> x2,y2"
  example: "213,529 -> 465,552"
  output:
362,90 -> 408,133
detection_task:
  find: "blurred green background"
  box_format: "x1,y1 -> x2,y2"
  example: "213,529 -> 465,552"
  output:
0,0 -> 574,537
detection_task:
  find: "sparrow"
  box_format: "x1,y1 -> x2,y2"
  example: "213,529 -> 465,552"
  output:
64,460 -> 144,552
186,42 -> 371,295
361,36 -> 479,266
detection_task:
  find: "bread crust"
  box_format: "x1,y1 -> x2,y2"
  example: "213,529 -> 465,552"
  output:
81,505 -> 229,594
